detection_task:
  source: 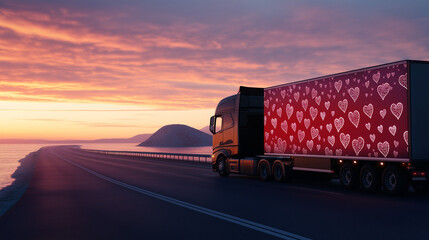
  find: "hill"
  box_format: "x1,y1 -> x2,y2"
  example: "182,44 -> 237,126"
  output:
199,126 -> 212,135
138,124 -> 212,147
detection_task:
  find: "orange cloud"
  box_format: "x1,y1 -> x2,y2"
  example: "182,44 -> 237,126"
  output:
0,2 -> 428,111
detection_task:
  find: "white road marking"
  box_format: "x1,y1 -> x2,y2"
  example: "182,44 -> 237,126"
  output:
52,151 -> 311,240
67,148 -> 339,195
61,152 -> 214,181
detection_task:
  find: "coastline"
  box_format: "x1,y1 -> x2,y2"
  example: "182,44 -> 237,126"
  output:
0,149 -> 39,217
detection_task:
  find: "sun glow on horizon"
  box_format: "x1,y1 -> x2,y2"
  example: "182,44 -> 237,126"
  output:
0,101 -> 214,140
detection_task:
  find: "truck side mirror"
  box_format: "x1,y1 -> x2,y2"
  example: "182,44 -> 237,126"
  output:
209,116 -> 215,134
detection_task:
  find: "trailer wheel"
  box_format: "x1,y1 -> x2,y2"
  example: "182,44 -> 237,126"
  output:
412,182 -> 429,195
273,161 -> 285,182
382,165 -> 408,195
360,164 -> 380,192
258,160 -> 271,181
217,156 -> 229,177
340,163 -> 358,189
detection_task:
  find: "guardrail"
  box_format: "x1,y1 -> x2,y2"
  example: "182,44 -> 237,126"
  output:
83,149 -> 212,163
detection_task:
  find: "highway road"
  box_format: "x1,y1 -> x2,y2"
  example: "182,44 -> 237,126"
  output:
0,146 -> 428,240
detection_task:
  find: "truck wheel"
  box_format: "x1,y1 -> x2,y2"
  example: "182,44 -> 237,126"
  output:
217,156 -> 229,177
340,163 -> 358,189
258,160 -> 271,181
382,165 -> 408,195
412,183 -> 429,195
360,164 -> 380,192
273,161 -> 285,182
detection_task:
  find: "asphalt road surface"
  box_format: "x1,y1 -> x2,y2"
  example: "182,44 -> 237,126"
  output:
0,146 -> 428,240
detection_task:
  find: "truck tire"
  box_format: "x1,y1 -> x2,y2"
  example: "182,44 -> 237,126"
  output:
340,163 -> 358,189
258,160 -> 271,181
217,156 -> 229,177
272,161 -> 285,182
412,182 -> 429,195
360,164 -> 380,192
382,165 -> 408,195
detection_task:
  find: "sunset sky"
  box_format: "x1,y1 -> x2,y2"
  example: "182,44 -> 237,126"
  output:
1,0 -> 428,140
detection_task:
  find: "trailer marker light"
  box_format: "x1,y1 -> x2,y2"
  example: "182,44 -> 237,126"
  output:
412,171 -> 426,177
339,160 -> 343,163
353,161 -> 357,164
380,162 -> 384,166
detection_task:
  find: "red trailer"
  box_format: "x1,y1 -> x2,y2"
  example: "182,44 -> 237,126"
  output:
209,60 -> 429,194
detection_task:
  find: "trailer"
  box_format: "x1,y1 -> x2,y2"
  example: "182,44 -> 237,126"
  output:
209,60 -> 429,194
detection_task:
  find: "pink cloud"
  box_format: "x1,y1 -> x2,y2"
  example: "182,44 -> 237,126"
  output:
0,1 -> 428,110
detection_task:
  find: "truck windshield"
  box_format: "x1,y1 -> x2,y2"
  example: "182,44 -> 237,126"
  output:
215,116 -> 222,133
214,114 -> 233,133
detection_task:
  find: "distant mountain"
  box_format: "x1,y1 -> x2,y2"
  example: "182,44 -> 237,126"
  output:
0,134 -> 151,144
127,134 -> 152,142
199,126 -> 212,135
138,124 -> 212,147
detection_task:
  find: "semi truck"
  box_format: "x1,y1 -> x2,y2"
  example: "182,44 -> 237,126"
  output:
209,60 -> 429,194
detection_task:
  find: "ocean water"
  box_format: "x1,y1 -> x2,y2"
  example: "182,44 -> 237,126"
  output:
0,144 -> 53,190
0,143 -> 211,191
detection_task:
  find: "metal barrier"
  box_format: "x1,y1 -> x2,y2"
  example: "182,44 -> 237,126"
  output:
83,149 -> 211,163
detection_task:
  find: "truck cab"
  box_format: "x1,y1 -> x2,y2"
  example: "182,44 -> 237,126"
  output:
209,87 -> 264,175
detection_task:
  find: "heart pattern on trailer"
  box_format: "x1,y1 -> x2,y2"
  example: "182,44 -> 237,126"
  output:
264,63 -> 408,159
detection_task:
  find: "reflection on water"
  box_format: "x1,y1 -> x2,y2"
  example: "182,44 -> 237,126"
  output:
0,144 -> 60,189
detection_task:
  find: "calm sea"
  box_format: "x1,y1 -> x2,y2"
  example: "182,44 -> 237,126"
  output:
0,143 -> 211,191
